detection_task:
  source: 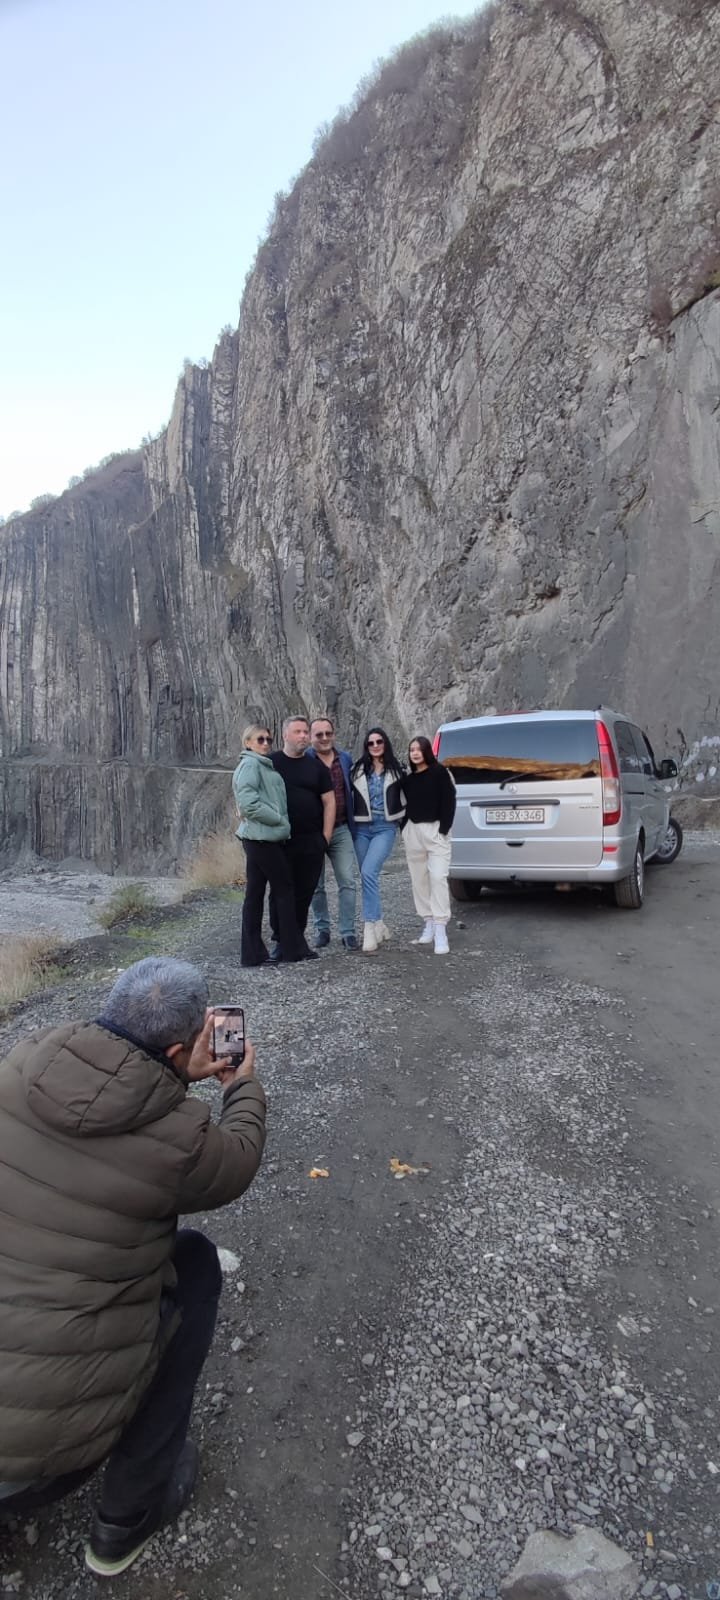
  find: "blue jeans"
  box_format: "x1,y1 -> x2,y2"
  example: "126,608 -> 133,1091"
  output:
311,823 -> 358,940
354,820 -> 398,922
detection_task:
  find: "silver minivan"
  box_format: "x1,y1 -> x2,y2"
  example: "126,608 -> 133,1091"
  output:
434,709 -> 681,910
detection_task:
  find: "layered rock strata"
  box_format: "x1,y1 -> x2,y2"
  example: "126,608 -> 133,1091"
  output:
1,0 -> 719,865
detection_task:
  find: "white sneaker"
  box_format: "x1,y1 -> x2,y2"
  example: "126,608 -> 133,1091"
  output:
433,923 -> 449,955
362,922 -> 378,954
412,920 -> 434,945
374,921 -> 390,943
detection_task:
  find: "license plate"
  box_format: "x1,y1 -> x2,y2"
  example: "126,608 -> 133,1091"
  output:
486,806 -> 545,824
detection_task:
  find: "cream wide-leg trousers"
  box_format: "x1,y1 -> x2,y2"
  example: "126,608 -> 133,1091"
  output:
403,820 -> 452,923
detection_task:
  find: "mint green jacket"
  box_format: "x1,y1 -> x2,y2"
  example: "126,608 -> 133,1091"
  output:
232,751 -> 291,843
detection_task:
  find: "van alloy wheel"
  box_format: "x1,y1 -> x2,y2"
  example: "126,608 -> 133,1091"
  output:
614,840 -> 645,909
653,816 -> 683,865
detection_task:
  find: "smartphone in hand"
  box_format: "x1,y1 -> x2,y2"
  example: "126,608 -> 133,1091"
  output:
212,1005 -> 246,1064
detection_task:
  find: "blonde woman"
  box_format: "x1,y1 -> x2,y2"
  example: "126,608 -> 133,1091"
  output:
232,725 -> 305,966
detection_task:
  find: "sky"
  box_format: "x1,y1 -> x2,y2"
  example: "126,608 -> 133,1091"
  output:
0,0 -> 481,516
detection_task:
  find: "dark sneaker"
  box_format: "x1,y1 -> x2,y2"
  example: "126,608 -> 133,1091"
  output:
342,935 -> 359,950
314,930 -> 330,948
85,1441 -> 199,1577
296,948 -> 319,962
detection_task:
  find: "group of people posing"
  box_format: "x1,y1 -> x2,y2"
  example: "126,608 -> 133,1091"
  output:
0,724 -> 454,1571
232,714 -> 457,963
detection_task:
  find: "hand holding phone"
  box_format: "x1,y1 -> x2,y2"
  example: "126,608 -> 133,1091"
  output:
186,1007 -> 254,1087
212,1005 -> 245,1064
214,1039 -> 256,1090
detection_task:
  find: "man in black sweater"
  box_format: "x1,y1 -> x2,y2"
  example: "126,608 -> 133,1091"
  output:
269,716 -> 335,960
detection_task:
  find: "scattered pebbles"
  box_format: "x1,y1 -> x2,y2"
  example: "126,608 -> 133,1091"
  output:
340,966 -> 701,1598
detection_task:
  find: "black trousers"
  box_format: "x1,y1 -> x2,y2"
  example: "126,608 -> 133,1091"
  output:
0,1230 -> 221,1523
241,838 -> 305,963
269,834 -> 326,945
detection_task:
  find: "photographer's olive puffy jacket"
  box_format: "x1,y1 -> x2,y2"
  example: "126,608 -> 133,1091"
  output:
0,1021 -> 266,1481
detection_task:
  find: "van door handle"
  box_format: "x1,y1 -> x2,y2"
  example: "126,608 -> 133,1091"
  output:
506,841 -> 524,848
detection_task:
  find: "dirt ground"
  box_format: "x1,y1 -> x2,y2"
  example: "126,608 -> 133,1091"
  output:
0,865 -> 183,940
1,836 -> 719,1599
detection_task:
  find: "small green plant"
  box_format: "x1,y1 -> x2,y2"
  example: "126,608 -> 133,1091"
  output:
96,883 -> 152,930
0,935 -> 65,1008
121,924 -> 164,944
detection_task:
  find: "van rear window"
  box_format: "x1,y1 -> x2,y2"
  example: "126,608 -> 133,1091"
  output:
438,720 -> 600,785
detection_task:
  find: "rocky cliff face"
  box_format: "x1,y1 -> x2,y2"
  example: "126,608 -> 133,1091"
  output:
2,0 -> 719,867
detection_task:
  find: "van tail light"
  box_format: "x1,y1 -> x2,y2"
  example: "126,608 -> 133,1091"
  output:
597,720 -> 621,825
432,731 -> 441,756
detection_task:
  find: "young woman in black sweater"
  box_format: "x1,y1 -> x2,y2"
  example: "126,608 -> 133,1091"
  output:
402,736 -> 457,954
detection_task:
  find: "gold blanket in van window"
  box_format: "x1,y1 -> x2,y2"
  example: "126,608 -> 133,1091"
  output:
441,756 -> 600,781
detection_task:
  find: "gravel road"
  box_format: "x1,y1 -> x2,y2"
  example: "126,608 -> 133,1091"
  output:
1,836 -> 719,1599
0,866 -> 183,940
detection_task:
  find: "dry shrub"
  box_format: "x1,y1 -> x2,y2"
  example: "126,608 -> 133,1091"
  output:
689,245 -> 720,299
364,23 -> 453,99
183,831 -> 246,890
0,934 -> 64,1007
312,6 -> 498,175
651,243 -> 720,331
648,281 -> 673,331
96,883 -> 152,930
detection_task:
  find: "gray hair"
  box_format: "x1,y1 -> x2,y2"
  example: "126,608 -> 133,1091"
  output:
103,957 -> 208,1052
282,713 -> 309,736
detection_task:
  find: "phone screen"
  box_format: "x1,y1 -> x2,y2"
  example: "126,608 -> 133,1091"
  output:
212,1006 -> 246,1062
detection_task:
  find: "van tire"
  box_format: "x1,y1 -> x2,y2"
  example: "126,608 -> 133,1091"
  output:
449,878 -> 484,903
652,815 -> 683,865
614,841 -> 644,909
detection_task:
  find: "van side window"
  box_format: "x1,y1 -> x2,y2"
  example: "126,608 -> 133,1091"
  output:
614,722 -> 641,774
630,726 -> 655,776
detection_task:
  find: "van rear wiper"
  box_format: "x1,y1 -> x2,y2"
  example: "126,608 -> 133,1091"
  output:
499,773 -> 547,787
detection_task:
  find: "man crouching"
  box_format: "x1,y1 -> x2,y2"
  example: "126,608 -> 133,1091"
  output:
0,956 -> 266,1576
